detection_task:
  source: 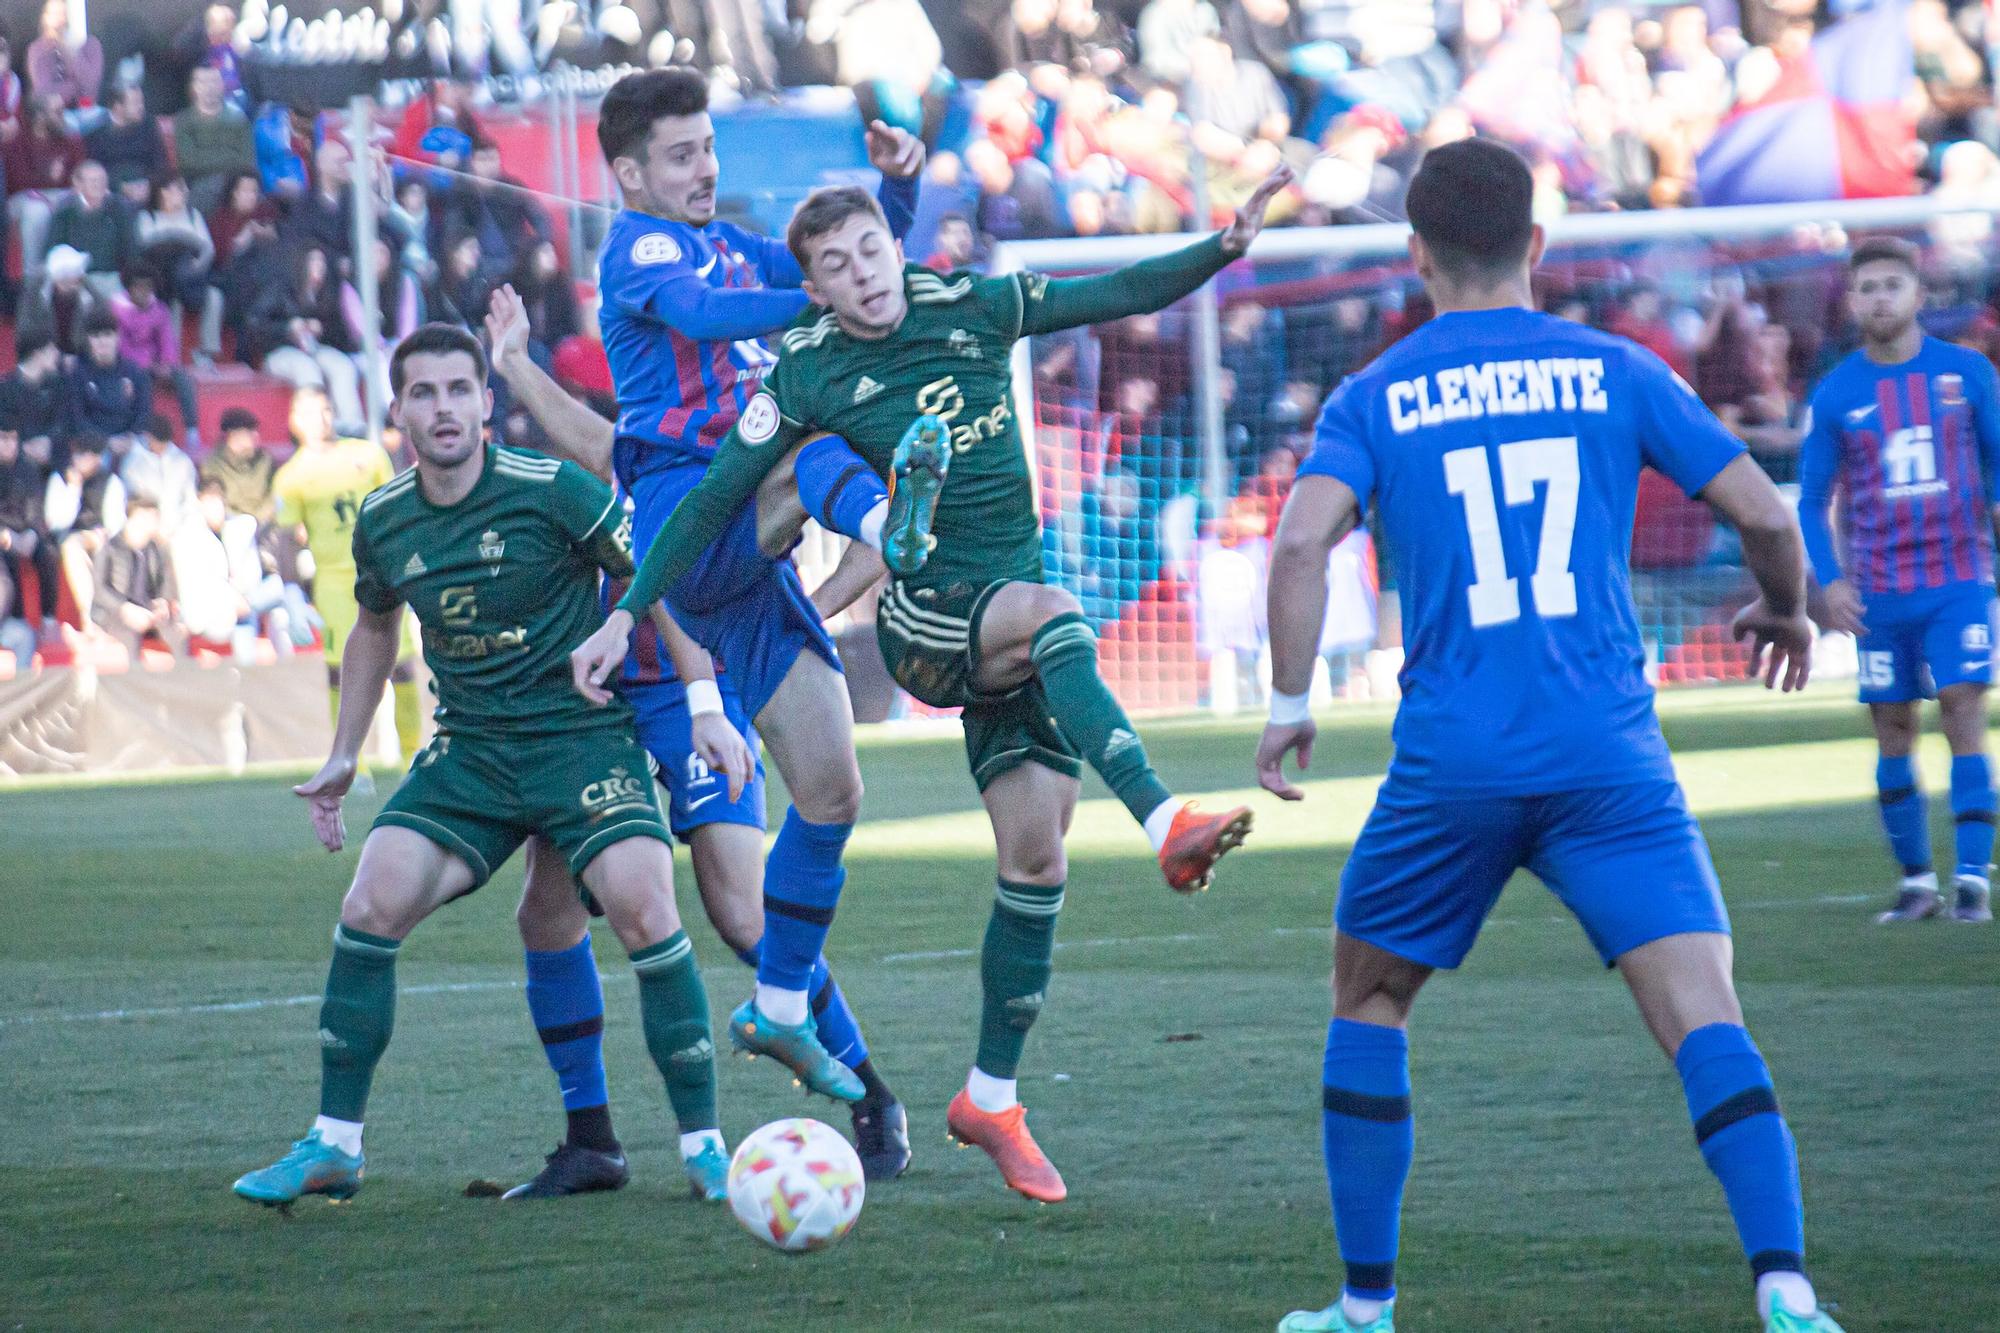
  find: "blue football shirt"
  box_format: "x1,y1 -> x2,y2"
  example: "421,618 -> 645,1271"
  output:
1300,306 -> 1745,796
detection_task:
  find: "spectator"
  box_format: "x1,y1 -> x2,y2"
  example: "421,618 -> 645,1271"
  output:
1137,0 -> 1217,85
171,4 -> 247,107
279,136 -> 358,271
172,65 -> 255,213
425,229 -> 491,328
136,174 -> 222,365
25,0 -> 103,114
112,267 -> 200,448
206,169 -> 277,268
252,101 -> 319,198
389,73 -> 482,174
0,424 -> 59,639
387,177 -> 438,284
69,310 -> 151,448
341,237 -> 420,422
0,38 -> 22,195
438,140 -> 552,284
245,245 -> 364,427
18,243 -> 102,356
964,138 -> 1063,242
924,212 -> 976,270
0,330 -> 70,454
83,82 -> 166,194
45,434 -> 124,624
47,159 -> 136,299
118,414 -> 199,537
199,408 -> 275,524
171,477 -> 294,661
90,496 -> 183,658
4,93 -> 85,293
506,240 -> 580,351
1185,33 -> 1295,222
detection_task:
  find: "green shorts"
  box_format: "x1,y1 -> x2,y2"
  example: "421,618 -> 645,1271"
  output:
374,727 -> 671,888
875,576 -> 1083,792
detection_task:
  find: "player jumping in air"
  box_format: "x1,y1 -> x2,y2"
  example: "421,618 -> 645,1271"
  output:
233,325 -> 726,1206
1799,236 -> 2000,925
272,385 -> 423,768
582,67 -> 925,1126
1255,141 -> 1844,1332
573,166 -> 1292,1202
483,286 -> 908,1190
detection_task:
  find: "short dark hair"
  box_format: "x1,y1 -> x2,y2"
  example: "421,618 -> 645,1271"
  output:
15,328 -> 55,363
82,309 -> 120,338
597,67 -> 708,166
121,262 -> 156,289
147,413 -> 176,441
1850,235 -> 1920,276
219,407 -> 259,434
125,495 -> 160,515
198,476 -> 225,497
1406,138 -> 1535,282
786,186 -> 889,273
389,322 -> 489,394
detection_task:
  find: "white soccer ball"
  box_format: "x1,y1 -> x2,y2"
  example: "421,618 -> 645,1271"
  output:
726,1118 -> 866,1253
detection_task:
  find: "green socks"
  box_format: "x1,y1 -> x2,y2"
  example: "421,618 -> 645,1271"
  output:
633,931 -> 718,1134
1030,612 -> 1173,824
976,879 -> 1064,1079
318,924 -> 400,1123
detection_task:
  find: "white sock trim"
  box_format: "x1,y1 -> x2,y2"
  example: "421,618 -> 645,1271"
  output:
755,983 -> 810,1027
1340,1293 -> 1387,1324
1904,870 -> 1940,891
679,1128 -> 725,1160
312,1115 -> 363,1157
1954,871 -> 1990,891
1756,1271 -> 1817,1321
966,1068 -> 1018,1113
1142,798 -> 1183,853
858,501 -> 887,553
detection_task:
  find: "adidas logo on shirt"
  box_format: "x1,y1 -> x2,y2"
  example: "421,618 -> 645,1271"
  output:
403,552 -> 427,577
853,375 -> 885,404
1103,727 -> 1140,760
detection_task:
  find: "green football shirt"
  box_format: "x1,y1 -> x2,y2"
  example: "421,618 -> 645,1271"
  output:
352,445 -> 636,738
618,233 -> 1234,615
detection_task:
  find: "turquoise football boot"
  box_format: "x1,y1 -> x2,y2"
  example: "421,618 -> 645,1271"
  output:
727,998 -> 865,1102
883,413 -> 951,576
1767,1301 -> 1847,1332
233,1130 -> 364,1206
1276,1301 -> 1394,1333
683,1140 -> 731,1202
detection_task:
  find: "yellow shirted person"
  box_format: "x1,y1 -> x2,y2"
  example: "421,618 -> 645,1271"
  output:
273,385 -> 424,763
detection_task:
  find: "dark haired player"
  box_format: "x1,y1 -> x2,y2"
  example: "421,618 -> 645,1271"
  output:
232,325 -> 726,1206
584,66 -> 922,1124
577,167 -> 1290,1203
1800,235 -> 2000,925
1255,139 -> 1843,1333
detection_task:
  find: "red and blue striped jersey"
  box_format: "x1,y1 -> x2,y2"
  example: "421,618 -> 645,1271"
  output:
1798,339 -> 2000,596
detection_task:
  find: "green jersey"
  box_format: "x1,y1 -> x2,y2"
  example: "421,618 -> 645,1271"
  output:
353,445 -> 635,738
618,232 -> 1235,615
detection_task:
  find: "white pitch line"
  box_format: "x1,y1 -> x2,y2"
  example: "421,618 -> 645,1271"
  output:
0,894 -> 1886,1027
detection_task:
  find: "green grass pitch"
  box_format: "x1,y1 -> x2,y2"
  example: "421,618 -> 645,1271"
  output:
1,689 -> 1994,1331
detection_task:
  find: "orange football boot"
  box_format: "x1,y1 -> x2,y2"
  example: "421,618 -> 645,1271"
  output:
945,1089 -> 1067,1203
1157,801 -> 1254,893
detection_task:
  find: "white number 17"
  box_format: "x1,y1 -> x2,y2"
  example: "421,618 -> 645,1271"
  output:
1442,437 -> 1580,628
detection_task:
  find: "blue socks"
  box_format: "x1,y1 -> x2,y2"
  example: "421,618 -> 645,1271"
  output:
1675,1023 -> 1806,1283
732,941 -> 871,1069
793,432 -> 887,541
524,934 -> 616,1150
758,807 -> 853,992
1320,1019 -> 1413,1305
1876,754 -> 1931,877
1950,754 -> 1995,883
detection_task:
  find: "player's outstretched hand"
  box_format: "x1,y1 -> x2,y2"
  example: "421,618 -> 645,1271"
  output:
1817,578 -> 1867,637
866,120 -> 926,179
571,610 -> 635,706
1732,598 -> 1813,692
1255,717 -> 1316,801
1219,163 -> 1296,257
690,712 -> 753,803
484,284 -> 531,368
294,755 -> 356,852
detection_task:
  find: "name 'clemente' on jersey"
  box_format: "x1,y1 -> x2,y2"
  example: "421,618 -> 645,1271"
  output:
1383,357 -> 1612,434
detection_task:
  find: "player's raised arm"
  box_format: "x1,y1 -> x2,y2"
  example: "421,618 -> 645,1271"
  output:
485,285 -> 616,482
1016,165 -> 1293,337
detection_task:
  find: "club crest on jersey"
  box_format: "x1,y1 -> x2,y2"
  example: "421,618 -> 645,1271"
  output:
1938,373 -> 1965,406
479,529 -> 505,563
632,233 -> 681,266
740,392 -> 781,444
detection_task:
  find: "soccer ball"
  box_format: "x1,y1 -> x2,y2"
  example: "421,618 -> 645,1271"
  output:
726,1118 -> 866,1252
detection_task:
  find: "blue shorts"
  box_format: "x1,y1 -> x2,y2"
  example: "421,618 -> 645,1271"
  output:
630,676 -> 767,842
622,447 -> 841,720
1336,778 -> 1728,970
1856,581 -> 1995,704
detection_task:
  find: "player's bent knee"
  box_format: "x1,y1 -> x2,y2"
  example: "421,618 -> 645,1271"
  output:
580,837 -> 682,952
798,764 -> 864,825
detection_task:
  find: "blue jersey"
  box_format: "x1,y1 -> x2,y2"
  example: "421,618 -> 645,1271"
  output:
596,179 -> 917,480
1797,337 -> 2000,597
1301,307 -> 1744,797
